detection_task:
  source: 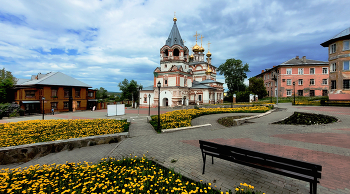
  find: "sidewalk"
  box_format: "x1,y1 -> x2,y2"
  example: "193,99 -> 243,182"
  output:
1,104 -> 350,193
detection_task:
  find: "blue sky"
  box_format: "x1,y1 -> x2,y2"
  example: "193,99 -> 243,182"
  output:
0,0 -> 349,92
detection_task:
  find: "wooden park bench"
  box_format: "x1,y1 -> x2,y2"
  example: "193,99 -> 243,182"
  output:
199,140 -> 322,194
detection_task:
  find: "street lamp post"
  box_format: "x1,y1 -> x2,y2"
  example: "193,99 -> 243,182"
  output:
272,73 -> 278,105
42,97 -> 45,120
293,82 -> 295,105
138,86 -> 142,116
148,94 -> 151,116
157,81 -> 161,132
270,87 -> 272,103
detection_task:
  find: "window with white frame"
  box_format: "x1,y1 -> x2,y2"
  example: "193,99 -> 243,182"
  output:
298,68 -> 304,75
286,68 -> 292,75
298,79 -> 303,85
344,40 -> 350,51
267,74 -> 269,79
310,79 -> 315,85
344,61 -> 350,71
322,67 -> 328,74
322,79 -> 328,85
310,68 -> 315,74
330,43 -> 336,54
275,81 -> 277,86
264,75 -> 266,80
287,79 -> 292,85
331,63 -> 336,72
286,90 -> 292,96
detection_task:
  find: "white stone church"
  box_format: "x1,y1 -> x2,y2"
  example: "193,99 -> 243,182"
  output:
140,17 -> 224,108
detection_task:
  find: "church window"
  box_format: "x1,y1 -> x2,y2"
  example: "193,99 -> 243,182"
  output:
165,80 -> 168,85
198,95 -> 202,101
173,48 -> 179,56
164,49 -> 169,56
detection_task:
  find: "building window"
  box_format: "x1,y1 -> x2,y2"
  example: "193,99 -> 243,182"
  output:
267,74 -> 269,79
75,88 -> 81,98
310,90 -> 315,97
286,68 -> 292,75
344,40 -> 350,51
331,63 -> 336,72
322,79 -> 328,85
298,79 -> 303,85
264,75 -> 266,80
88,92 -> 94,97
331,80 -> 336,89
51,88 -> 58,97
322,67 -> 328,74
310,79 -> 315,85
275,81 -> 277,86
330,43 -> 336,54
298,68 -> 304,75
310,68 -> 315,74
77,101 -> 80,108
344,80 -> 350,89
322,90 -> 328,96
298,90 -> 303,96
198,95 -> 202,101
64,102 -> 69,109
165,80 -> 168,85
51,102 -> 58,109
64,88 -> 70,98
287,79 -> 292,85
25,90 -> 36,98
144,97 -> 147,102
344,61 -> 350,71
286,90 -> 292,96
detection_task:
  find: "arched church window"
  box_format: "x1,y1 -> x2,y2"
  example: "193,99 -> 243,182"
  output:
165,80 -> 168,84
164,49 -> 169,56
173,48 -> 179,56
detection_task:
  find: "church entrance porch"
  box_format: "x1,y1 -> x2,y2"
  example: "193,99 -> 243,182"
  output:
163,98 -> 169,107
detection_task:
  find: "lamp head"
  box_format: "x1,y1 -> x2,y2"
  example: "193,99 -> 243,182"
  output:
42,97 -> 45,100
148,94 -> 151,98
157,81 -> 161,88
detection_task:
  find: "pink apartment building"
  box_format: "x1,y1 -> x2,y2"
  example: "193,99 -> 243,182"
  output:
255,56 -> 329,97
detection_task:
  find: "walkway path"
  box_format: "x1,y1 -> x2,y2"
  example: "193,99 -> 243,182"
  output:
1,104 -> 350,194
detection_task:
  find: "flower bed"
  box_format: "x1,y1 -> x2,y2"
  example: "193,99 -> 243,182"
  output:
0,156 -> 265,194
0,119 -> 129,147
150,106 -> 272,132
272,112 -> 338,125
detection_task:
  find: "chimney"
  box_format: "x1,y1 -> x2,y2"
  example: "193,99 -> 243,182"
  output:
261,70 -> 264,73
295,56 -> 299,60
302,56 -> 306,63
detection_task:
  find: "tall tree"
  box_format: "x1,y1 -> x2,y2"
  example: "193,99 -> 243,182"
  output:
118,79 -> 141,108
248,77 -> 268,99
0,68 -> 16,103
95,87 -> 108,99
217,58 -> 250,94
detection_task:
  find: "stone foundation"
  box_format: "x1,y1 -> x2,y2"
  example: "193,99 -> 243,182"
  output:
0,132 -> 128,165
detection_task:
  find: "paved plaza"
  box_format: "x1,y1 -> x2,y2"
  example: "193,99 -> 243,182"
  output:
1,104 -> 350,193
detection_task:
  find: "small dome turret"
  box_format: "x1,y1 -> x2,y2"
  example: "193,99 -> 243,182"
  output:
192,43 -> 200,52
206,51 -> 211,57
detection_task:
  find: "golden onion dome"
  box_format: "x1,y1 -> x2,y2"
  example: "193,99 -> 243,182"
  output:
192,43 -> 200,52
190,54 -> 194,59
206,51 -> 211,57
205,66 -> 212,75
199,46 -> 205,52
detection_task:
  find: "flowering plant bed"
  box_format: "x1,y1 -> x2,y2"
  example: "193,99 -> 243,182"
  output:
217,116 -> 253,127
0,156 -> 265,194
272,112 -> 338,125
150,106 -> 271,132
0,119 -> 129,147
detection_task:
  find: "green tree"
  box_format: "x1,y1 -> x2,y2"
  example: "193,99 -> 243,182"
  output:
0,68 -> 17,103
248,77 -> 268,99
118,79 -> 142,108
95,87 -> 108,100
217,58 -> 250,95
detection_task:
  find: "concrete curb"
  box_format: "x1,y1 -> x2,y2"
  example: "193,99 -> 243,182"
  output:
162,124 -> 212,133
233,106 -> 278,125
0,132 -> 128,165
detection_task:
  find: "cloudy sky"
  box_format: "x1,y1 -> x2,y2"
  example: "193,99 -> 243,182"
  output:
1,0 -> 349,92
